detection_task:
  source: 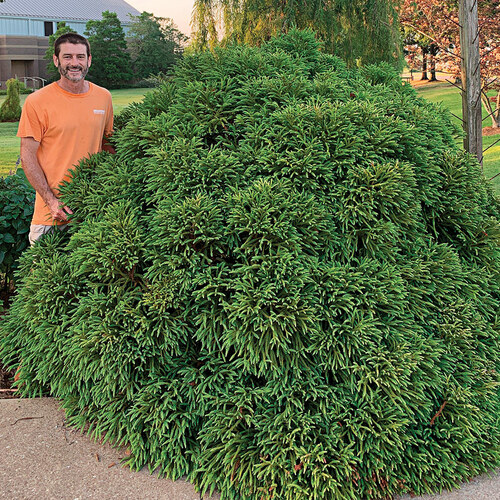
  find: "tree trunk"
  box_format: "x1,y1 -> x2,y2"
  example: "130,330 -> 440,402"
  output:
429,54 -> 437,81
429,44 -> 438,81
459,0 -> 483,165
421,46 -> 429,80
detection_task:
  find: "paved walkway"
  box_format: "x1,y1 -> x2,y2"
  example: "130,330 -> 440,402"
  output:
1,398 -> 498,500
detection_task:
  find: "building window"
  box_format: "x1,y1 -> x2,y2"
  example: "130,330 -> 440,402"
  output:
44,22 -> 54,37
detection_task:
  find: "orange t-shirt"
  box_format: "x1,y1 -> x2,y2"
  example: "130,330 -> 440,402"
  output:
17,82 -> 113,225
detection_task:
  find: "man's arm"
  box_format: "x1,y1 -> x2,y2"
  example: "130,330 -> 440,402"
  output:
20,137 -> 73,222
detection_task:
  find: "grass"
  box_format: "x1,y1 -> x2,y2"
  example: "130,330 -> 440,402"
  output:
415,81 -> 500,194
0,122 -> 21,176
0,88 -> 151,176
108,87 -> 150,114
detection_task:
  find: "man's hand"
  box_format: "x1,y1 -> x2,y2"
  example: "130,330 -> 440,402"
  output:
47,198 -> 73,222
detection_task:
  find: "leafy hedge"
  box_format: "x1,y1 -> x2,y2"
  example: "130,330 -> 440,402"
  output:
1,30 -> 499,499
0,170 -> 34,291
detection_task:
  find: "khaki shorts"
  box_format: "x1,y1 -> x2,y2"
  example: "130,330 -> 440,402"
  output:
29,224 -> 69,246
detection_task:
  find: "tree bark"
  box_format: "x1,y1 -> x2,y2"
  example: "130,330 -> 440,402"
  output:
421,46 -> 429,80
429,44 -> 438,81
429,54 -> 437,81
459,0 -> 483,165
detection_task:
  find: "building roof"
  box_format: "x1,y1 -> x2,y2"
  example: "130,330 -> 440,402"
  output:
0,0 -> 141,24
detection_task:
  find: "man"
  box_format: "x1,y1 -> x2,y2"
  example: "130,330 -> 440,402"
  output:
17,33 -> 114,244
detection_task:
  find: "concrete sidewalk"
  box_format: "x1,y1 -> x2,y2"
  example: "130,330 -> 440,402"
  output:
1,398 -> 499,500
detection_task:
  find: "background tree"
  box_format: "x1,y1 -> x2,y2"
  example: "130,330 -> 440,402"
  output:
427,42 -> 440,81
399,0 -> 500,128
44,22 -> 77,82
191,0 -> 403,68
84,11 -> 132,89
401,28 -> 432,80
0,78 -> 21,122
127,12 -> 187,80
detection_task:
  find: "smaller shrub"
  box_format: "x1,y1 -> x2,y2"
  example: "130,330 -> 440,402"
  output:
0,79 -> 22,122
0,169 -> 35,291
0,81 -> 33,96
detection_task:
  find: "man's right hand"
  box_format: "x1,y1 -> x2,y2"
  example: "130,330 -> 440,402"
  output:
47,197 -> 73,222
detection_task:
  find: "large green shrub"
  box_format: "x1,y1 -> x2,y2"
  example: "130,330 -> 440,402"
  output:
1,31 -> 499,499
0,170 -> 35,291
0,78 -> 22,122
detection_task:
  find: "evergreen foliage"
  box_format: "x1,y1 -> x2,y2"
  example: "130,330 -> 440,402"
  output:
0,170 -> 34,289
84,11 -> 132,88
1,31 -> 499,499
44,22 -> 77,82
0,78 -> 22,122
127,12 -> 187,80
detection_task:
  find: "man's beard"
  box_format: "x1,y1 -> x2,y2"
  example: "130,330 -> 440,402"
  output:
58,62 -> 89,82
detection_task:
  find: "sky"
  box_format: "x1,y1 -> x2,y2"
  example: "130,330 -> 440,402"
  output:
126,1 -> 196,37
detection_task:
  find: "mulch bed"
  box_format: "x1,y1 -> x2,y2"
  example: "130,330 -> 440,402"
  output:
0,365 -> 15,392
483,126 -> 500,137
0,359 -> 15,398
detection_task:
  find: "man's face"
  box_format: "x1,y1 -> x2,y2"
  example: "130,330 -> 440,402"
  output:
53,42 -> 91,82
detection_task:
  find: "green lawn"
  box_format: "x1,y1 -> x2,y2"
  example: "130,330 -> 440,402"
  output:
0,122 -> 21,176
108,87 -> 150,114
415,82 -> 500,194
0,88 -> 150,176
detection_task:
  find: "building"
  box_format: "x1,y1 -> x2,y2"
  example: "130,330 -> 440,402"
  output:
0,0 -> 140,88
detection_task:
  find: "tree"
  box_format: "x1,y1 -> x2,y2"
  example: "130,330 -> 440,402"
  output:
427,42 -> 439,81
84,11 -> 132,88
191,0 -> 403,68
0,78 -> 21,122
399,0 -> 500,128
401,28 -> 431,80
127,12 -> 187,80
44,22 -> 77,82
